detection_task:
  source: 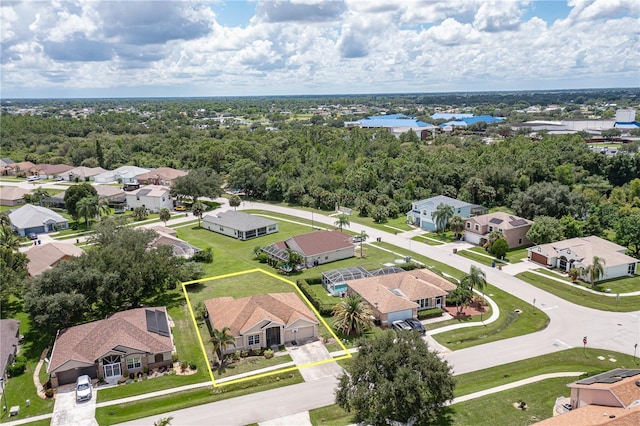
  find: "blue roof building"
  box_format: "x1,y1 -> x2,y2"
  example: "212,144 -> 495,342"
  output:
345,114 -> 437,139
440,115 -> 504,128
431,113 -> 474,120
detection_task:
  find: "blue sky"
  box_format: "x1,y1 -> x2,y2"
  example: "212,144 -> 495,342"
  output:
1,1 -> 638,98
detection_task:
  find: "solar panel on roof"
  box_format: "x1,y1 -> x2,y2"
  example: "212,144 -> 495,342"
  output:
489,218 -> 503,224
617,369 -> 640,378
156,310 -> 170,337
146,309 -> 158,334
510,218 -> 529,226
137,189 -> 151,196
598,377 -> 623,384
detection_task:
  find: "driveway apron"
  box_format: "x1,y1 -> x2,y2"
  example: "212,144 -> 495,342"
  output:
50,387 -> 98,426
286,340 -> 343,382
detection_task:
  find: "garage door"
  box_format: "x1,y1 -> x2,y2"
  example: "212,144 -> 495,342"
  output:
55,366 -> 97,386
464,232 -> 481,245
294,326 -> 315,341
387,310 -> 413,323
530,252 -> 547,266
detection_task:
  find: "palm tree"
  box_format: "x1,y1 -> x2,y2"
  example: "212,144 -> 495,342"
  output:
357,230 -> 368,258
0,228 -> 20,251
581,256 -> 606,289
31,188 -> 50,206
432,203 -> 454,234
154,416 -> 174,426
159,208 -> 171,226
334,213 -> 350,232
76,196 -> 99,228
210,327 -> 236,366
0,212 -> 10,231
486,230 -> 504,249
192,201 -> 205,228
332,294 -> 374,336
448,215 -> 465,240
461,265 -> 487,320
97,196 -> 111,219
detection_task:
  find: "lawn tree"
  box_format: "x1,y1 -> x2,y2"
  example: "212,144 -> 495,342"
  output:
432,203 -> 454,234
170,168 -> 223,203
76,196 -> 99,227
210,327 -> 236,366
336,330 -> 455,425
332,294 -> 374,336
448,214 -> 465,239
159,208 -> 171,226
581,256 -> 606,289
371,205 -> 389,223
357,230 -> 368,258
30,187 -> 50,206
489,238 -> 509,260
448,285 -> 473,315
229,194 -> 242,210
191,201 -> 205,228
0,246 -> 28,307
97,196 -> 111,219
526,215 -> 565,245
64,183 -> 98,222
0,227 -> 20,251
334,213 -> 350,232
615,214 -> 640,257
132,206 -> 148,221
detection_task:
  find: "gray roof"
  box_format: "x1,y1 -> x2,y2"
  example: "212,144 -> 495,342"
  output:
8,204 -> 68,229
203,211 -> 277,232
1,319 -> 20,376
415,195 -> 482,210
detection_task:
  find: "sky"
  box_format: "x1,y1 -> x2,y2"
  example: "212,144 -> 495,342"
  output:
1,0 -> 639,99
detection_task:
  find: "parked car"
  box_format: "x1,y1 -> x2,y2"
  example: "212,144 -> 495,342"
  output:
75,375 -> 92,402
404,318 -> 426,335
174,205 -> 186,211
27,175 -> 40,182
392,320 -> 412,331
352,236 -> 364,243
28,233 -> 38,240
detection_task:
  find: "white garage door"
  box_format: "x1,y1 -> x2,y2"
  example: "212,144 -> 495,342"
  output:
464,231 -> 481,245
387,309 -> 413,323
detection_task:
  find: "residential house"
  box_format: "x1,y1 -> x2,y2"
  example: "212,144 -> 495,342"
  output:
94,185 -> 126,208
0,319 -> 20,381
537,369 -> 640,425
94,166 -> 150,184
37,164 -> 75,179
148,226 -> 200,259
407,195 -> 487,231
25,242 -> 85,277
4,161 -> 38,177
346,269 -> 457,326
0,186 -> 31,206
47,307 -> 174,387
8,204 -> 69,236
58,166 -> 107,182
0,158 -> 15,176
262,230 -> 355,268
204,293 -> 318,353
136,167 -> 188,187
464,212 -> 533,248
202,211 -> 278,240
527,236 -> 638,281
125,185 -> 173,213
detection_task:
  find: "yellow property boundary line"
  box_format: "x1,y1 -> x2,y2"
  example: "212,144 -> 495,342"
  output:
181,268 -> 351,387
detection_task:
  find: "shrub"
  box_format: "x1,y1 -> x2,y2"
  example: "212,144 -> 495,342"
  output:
264,349 -> 274,359
192,247 -> 213,263
189,362 -> 197,370
232,352 -> 240,361
172,353 -> 179,362
44,388 -> 54,398
240,350 -> 249,358
7,359 -> 26,377
256,252 -> 269,263
296,279 -> 335,316
418,308 -> 443,320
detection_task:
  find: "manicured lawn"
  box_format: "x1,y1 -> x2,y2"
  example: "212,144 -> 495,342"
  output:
213,354 -> 293,379
0,299 -> 55,423
95,371 -> 304,425
348,215 -> 413,233
308,347 -> 639,426
411,234 -> 444,245
456,249 -> 501,267
425,231 -> 459,243
432,284 -> 549,350
459,247 -> 529,266
516,272 -> 640,312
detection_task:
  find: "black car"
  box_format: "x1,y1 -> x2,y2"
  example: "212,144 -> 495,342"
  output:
404,318 -> 426,335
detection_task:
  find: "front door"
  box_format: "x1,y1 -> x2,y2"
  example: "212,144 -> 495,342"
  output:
102,355 -> 122,378
266,326 -> 281,346
436,296 -> 443,308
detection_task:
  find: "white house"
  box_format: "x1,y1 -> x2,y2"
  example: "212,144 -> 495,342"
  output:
202,211 -> 278,240
94,166 -> 150,184
125,185 -> 173,213
407,195 -> 487,231
8,204 -> 69,236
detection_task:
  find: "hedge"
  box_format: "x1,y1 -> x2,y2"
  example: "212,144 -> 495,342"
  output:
418,308 -> 443,320
296,279 -> 335,316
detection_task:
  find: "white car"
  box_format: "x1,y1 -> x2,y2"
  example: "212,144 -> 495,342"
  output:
75,375 -> 92,402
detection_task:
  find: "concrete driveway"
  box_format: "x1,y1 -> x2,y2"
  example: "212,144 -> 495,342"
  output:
50,387 -> 98,426
287,340 -> 343,382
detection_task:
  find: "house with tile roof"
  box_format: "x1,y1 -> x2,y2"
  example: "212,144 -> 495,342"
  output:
0,186 -> 30,206
136,167 -> 188,187
203,211 -> 278,240
1,319 -> 20,382
527,236 -> 638,281
147,226 -> 201,259
94,165 -> 150,184
204,293 -> 319,352
262,230 -> 355,269
464,212 -> 533,248
37,163 -> 75,179
125,185 -> 173,213
8,204 -> 69,236
58,166 -> 107,182
347,269 -> 457,326
47,307 -> 174,387
407,195 -> 487,231
25,242 -> 85,277
537,369 -> 640,425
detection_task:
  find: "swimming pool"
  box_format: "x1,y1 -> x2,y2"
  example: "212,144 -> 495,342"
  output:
329,283 -> 348,296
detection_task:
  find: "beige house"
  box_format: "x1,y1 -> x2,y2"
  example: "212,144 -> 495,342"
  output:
136,167 -> 188,187
25,242 -> 85,277
528,236 -> 638,281
47,307 -> 174,387
0,186 -> 31,206
58,166 -> 107,182
4,161 -> 38,177
125,185 -> 173,213
538,368 -> 640,425
204,293 -> 318,352
262,230 -> 355,269
148,226 -> 200,259
347,269 -> 457,326
37,164 -> 74,179
464,212 -> 533,248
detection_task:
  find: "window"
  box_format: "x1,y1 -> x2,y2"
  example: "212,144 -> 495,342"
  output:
219,226 -> 224,231
475,224 -> 479,231
489,226 -> 493,232
162,196 -> 165,202
136,196 -> 140,201
415,298 -> 430,309
466,222 -> 470,228
268,225 -> 277,232
629,263 -> 636,275
518,238 -> 522,244
126,356 -> 142,370
248,335 -> 260,346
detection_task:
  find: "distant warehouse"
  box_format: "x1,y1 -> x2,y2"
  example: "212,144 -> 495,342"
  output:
202,211 -> 278,240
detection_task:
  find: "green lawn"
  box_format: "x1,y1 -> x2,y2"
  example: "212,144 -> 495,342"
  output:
517,271 -> 640,312
348,215 -> 414,233
308,347 -> 639,426
411,234 -> 444,246
432,284 -> 549,350
456,249 -> 502,267
458,247 -> 529,266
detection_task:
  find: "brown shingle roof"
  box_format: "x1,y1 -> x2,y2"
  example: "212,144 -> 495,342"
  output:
537,404 -> 640,425
0,186 -> 31,201
48,307 -> 173,373
25,242 -> 85,276
204,293 -> 318,337
284,230 -> 354,257
136,167 -> 187,182
0,319 -> 20,376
